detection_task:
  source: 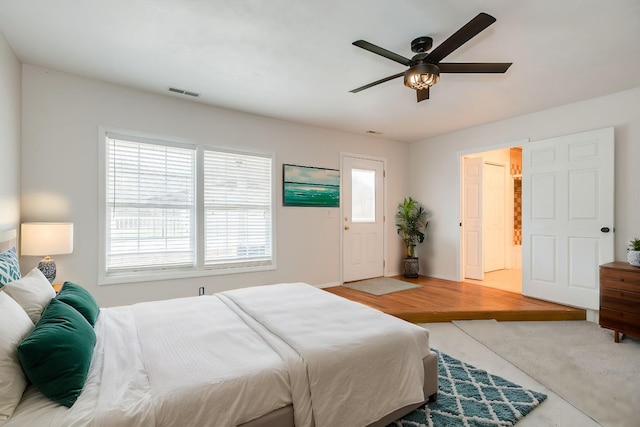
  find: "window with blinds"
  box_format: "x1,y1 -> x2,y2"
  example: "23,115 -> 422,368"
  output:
102,131 -> 273,283
204,150 -> 272,269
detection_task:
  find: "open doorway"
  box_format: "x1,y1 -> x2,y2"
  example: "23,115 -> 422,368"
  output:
460,146 -> 522,294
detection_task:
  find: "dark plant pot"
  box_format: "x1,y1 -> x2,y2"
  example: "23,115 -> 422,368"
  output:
402,256 -> 419,278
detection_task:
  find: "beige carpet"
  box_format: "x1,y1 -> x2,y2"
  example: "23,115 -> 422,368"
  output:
453,319 -> 640,427
343,277 -> 420,295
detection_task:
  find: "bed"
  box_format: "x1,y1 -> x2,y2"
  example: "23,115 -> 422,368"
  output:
0,230 -> 438,427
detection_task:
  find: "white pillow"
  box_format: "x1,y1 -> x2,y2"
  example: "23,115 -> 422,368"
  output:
0,291 -> 34,420
2,268 -> 55,324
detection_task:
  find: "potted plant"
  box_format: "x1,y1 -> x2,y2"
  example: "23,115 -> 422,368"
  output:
628,238 -> 640,267
396,197 -> 429,277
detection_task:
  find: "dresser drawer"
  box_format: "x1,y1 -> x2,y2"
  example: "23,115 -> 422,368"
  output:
600,266 -> 640,283
599,308 -> 640,338
599,263 -> 640,342
600,288 -> 640,315
600,269 -> 640,292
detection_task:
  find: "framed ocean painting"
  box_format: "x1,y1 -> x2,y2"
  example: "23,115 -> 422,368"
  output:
283,164 -> 340,207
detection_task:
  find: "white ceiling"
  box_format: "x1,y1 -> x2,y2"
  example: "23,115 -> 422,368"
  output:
1,0 -> 639,142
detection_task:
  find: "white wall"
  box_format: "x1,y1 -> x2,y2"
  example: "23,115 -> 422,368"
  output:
410,86 -> 640,281
21,65 -> 409,307
0,32 -> 21,232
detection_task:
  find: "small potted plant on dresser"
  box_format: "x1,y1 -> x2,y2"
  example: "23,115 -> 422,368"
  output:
395,197 -> 429,278
628,238 -> 640,267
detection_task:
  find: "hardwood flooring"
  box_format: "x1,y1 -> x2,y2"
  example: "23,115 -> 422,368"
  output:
325,275 -> 586,323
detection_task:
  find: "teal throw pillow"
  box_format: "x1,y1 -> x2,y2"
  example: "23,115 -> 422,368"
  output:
0,247 -> 21,287
17,298 -> 96,407
56,282 -> 100,326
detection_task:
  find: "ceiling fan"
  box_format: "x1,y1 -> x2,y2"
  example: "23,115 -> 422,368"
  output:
350,12 -> 512,102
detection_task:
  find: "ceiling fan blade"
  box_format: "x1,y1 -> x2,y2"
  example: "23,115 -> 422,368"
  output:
352,40 -> 412,66
416,87 -> 429,102
426,12 -> 497,63
350,72 -> 405,93
438,62 -> 512,73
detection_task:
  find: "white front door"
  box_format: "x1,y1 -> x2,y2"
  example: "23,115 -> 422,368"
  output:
522,127 -> 614,309
342,155 -> 384,282
463,157 -> 484,280
484,163 -> 506,272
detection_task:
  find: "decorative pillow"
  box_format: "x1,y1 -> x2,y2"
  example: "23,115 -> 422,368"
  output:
17,298 -> 96,408
0,247 -> 21,287
2,268 -> 56,324
56,282 -> 100,326
0,292 -> 34,420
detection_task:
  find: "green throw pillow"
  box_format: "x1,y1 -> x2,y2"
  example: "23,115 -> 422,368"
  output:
56,282 -> 100,326
17,298 -> 96,407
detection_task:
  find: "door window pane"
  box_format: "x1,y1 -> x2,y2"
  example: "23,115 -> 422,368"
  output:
352,169 -> 375,222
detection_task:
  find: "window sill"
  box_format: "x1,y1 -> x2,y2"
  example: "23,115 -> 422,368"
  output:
98,263 -> 276,286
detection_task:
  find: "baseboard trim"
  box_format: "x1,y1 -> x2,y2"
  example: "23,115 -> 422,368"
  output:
316,281 -> 340,289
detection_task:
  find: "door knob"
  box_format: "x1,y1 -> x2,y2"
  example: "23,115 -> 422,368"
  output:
344,226 -> 350,230
601,227 -> 610,233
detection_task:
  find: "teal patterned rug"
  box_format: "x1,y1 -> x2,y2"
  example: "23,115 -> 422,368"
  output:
390,349 -> 547,427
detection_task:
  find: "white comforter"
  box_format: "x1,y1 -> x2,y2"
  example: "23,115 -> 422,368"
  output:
5,283 -> 430,427
221,284 -> 430,427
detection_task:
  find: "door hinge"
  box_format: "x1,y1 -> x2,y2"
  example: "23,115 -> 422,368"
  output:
383,170 -> 386,178
383,260 -> 386,268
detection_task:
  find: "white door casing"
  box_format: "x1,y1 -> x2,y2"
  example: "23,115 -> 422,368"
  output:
463,157 -> 484,280
522,127 -> 614,310
342,155 -> 384,282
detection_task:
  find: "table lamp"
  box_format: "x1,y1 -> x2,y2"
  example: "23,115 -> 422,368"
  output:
21,222 -> 74,283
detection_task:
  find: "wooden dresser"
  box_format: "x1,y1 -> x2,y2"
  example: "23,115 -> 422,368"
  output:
599,262 -> 640,342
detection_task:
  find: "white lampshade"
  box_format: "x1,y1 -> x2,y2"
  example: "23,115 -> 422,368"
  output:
21,222 -> 74,256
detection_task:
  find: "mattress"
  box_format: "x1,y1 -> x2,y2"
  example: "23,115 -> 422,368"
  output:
6,295 -> 292,426
5,283 -> 435,427
239,352 -> 439,427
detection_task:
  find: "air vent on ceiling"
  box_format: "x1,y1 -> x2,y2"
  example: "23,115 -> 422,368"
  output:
168,87 -> 201,98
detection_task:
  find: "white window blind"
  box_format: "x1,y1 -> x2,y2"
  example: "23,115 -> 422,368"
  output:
204,150 -> 272,269
101,130 -> 274,283
106,135 -> 196,273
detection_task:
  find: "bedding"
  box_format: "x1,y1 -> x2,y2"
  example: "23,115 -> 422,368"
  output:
220,284 -> 430,427
0,292 -> 33,420
55,281 -> 100,325
17,298 -> 96,407
4,282 -> 435,427
1,268 -> 56,324
0,247 -> 20,286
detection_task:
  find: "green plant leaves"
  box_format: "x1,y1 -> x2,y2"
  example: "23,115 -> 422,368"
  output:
396,197 -> 429,255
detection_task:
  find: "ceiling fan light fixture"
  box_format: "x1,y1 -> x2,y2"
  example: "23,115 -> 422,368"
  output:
404,63 -> 440,90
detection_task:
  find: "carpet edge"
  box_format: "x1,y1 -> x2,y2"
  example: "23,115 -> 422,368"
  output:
342,277 -> 421,296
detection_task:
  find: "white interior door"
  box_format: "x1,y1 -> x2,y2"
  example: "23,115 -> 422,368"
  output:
342,156 -> 384,282
522,127 -> 614,310
484,163 -> 506,272
463,157 -> 484,280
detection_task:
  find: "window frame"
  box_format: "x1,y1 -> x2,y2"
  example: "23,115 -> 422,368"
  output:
97,126 -> 276,285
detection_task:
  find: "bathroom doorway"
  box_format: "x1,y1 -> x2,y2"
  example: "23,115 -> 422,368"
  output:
460,146 -> 522,294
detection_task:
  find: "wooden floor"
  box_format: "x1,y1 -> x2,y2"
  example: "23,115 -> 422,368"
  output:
325,275 -> 586,323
